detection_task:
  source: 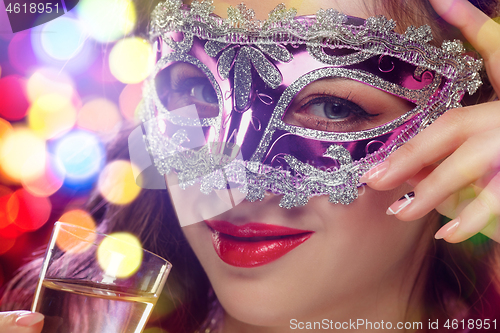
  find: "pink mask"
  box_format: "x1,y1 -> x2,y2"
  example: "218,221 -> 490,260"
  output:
129,0 -> 481,218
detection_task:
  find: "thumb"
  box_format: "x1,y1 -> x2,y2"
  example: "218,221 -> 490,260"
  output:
0,311 -> 44,333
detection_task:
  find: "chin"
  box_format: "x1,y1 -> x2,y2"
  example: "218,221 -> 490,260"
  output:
205,241 -> 331,327
214,280 -> 304,326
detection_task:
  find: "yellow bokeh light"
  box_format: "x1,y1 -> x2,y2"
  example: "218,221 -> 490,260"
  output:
28,94 -> 77,139
98,160 -> 141,205
78,0 -> 136,43
27,68 -> 75,103
76,98 -> 122,135
97,232 -> 143,278
109,38 -> 154,84
476,18 -> 500,57
0,128 -> 46,183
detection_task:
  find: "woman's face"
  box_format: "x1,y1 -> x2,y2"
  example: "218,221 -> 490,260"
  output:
179,0 -> 433,328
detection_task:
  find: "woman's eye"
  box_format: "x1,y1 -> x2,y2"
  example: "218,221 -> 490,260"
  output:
308,100 -> 354,121
189,81 -> 218,104
155,62 -> 220,119
177,77 -> 217,105
302,97 -> 369,121
283,78 -> 416,132
283,94 -> 381,132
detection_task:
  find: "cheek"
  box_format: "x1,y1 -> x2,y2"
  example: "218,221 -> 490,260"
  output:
303,185 -> 427,283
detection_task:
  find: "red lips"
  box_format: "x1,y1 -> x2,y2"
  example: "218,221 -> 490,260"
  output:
205,220 -> 313,267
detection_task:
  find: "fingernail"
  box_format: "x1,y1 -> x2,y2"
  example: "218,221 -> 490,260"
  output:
16,312 -> 44,327
435,218 -> 460,240
360,161 -> 389,184
386,191 -> 415,215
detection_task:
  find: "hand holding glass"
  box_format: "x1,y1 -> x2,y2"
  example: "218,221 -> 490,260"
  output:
32,222 -> 171,333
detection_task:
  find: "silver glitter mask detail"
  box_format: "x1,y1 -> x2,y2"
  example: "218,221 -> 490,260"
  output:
139,0 -> 482,210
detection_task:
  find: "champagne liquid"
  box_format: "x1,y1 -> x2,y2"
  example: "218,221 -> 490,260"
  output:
34,279 -> 157,333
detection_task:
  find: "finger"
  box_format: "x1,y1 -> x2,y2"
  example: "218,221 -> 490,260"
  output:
0,311 -> 44,333
362,102 -> 500,191
435,185 -> 478,218
436,171 -> 500,243
429,0 -> 500,92
406,164 -> 437,187
391,127 -> 500,221
429,0 -> 499,58
480,219 -> 500,243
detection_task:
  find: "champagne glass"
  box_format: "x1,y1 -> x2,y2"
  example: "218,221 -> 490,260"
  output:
32,222 -> 171,333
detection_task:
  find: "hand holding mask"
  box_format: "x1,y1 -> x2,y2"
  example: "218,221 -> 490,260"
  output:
363,0 -> 500,243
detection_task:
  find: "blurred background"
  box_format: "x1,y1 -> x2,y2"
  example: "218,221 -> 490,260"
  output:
0,0 -> 151,295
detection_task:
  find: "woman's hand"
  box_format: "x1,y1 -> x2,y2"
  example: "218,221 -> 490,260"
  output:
360,0 -> 500,243
0,311 -> 44,333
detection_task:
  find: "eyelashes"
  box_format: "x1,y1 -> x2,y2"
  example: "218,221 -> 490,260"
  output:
173,77 -> 218,104
287,93 -> 381,132
155,64 -> 219,118
282,76 -> 417,133
298,95 -> 379,121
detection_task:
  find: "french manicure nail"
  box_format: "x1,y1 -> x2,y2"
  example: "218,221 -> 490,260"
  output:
386,191 -> 415,215
360,161 -> 389,183
16,312 -> 44,327
435,218 -> 460,240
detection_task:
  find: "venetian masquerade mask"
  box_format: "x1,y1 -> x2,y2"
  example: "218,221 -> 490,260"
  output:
129,0 -> 482,224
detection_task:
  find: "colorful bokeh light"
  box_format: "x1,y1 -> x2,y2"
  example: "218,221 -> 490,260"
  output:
0,75 -> 29,121
53,130 -> 105,182
119,83 -> 143,121
30,24 -> 95,75
0,0 -> 157,296
28,93 -> 77,139
56,221 -> 97,254
0,118 -> 13,144
10,189 -> 51,231
7,31 -> 38,75
59,209 -> 96,231
109,37 -> 154,84
0,186 -> 14,229
97,232 -> 143,278
76,98 -> 122,135
0,127 -> 46,183
0,0 -> 150,294
22,152 -> 65,197
27,68 -> 75,103
40,17 -> 86,61
98,160 -> 141,205
77,0 -> 137,43
0,236 -> 15,255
